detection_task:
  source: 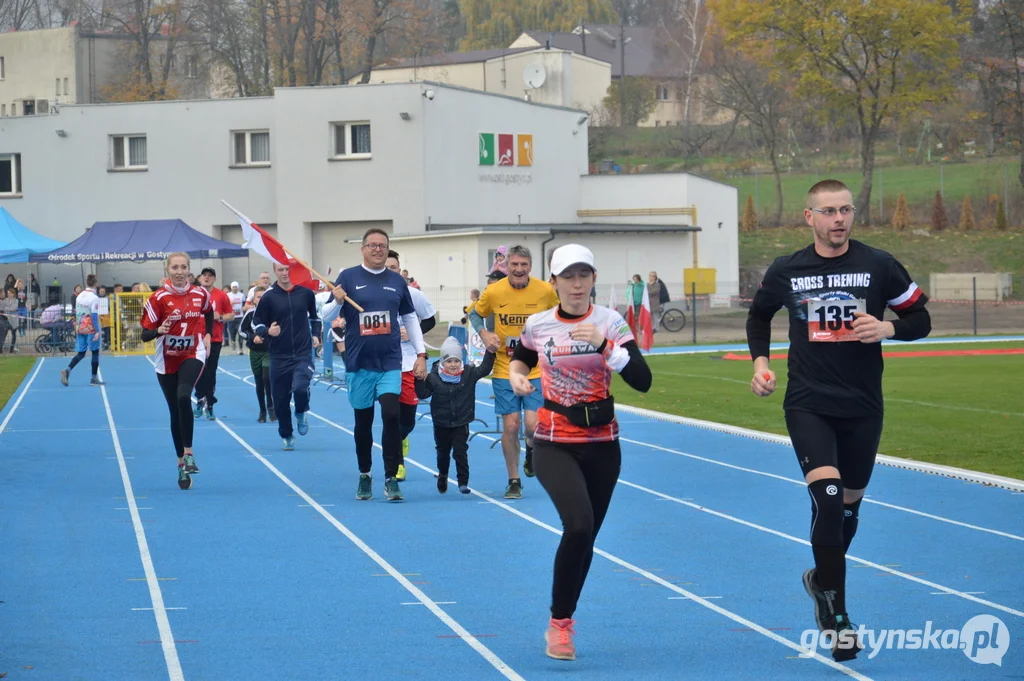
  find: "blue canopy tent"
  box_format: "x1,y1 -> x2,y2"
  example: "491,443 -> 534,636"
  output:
0,207 -> 68,264
30,219 -> 249,264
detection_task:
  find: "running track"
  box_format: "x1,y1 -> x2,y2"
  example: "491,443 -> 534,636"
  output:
1,346 -> 1021,680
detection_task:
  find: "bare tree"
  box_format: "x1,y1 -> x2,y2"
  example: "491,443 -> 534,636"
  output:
704,38 -> 789,226
656,0 -> 710,127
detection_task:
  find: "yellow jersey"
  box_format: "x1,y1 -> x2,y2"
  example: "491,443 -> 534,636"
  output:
473,276 -> 559,379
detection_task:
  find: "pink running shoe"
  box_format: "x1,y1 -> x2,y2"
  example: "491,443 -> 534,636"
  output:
544,618 -> 576,660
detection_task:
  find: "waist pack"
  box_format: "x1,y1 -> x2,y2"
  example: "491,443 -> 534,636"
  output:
544,396 -> 615,427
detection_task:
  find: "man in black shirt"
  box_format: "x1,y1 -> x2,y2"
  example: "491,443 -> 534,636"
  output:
746,179 -> 931,661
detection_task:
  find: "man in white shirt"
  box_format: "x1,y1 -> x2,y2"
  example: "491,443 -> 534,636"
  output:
227,281 -> 246,354
386,251 -> 436,481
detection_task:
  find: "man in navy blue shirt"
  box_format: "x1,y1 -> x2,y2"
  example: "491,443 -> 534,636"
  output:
252,261 -> 322,451
323,228 -> 427,502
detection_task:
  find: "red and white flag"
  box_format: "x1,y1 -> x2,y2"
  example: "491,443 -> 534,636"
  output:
222,201 -> 317,290
626,283 -> 654,351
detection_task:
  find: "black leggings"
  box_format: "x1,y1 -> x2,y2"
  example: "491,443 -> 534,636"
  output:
68,349 -> 100,377
156,359 -> 204,458
399,402 -> 418,442
353,393 -> 401,478
785,410 -> 882,490
534,439 -> 622,620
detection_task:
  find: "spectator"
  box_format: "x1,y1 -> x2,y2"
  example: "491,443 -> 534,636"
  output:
490,246 -> 508,275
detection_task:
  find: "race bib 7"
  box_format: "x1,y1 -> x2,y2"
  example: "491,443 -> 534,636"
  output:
807,298 -> 866,342
359,310 -> 392,336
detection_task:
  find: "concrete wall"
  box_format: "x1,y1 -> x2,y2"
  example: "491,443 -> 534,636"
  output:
0,96 -> 276,285
421,86 -> 588,226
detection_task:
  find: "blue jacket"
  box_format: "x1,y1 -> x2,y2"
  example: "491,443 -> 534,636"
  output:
252,284 -> 322,359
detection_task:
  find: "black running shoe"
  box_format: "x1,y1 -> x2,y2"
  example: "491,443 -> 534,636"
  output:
802,568 -> 829,632
826,613 -> 863,662
257,411 -> 267,423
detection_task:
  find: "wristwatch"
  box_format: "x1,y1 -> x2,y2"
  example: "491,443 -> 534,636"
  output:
417,353 -> 427,359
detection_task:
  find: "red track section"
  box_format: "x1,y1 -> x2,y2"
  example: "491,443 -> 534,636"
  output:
721,348 -> 1024,360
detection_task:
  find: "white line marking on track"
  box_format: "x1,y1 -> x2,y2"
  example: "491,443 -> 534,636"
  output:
205,404 -> 525,681
99,368 -> 184,681
0,357 -> 44,435
294,407 -> 871,680
618,437 -> 1024,542
467,392 -> 1024,542
616,479 -> 1024,619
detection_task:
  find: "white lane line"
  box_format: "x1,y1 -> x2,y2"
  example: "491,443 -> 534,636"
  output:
98,368 -> 184,681
295,408 -> 870,680
616,479 -> 1024,620
207,408 -> 525,681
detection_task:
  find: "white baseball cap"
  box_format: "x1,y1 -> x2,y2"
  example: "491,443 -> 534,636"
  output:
230,281 -> 239,288
550,244 -> 596,276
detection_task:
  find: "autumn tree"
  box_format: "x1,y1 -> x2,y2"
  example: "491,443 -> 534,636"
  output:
978,1 -> 1024,187
959,195 -> 976,230
459,0 -> 619,51
891,193 -> 911,231
652,0 -> 710,127
740,194 -> 758,231
100,0 -> 202,100
713,0 -> 970,225
932,191 -> 949,231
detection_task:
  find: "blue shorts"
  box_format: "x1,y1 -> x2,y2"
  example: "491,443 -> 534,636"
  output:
75,333 -> 100,353
347,369 -> 401,410
492,377 -> 542,416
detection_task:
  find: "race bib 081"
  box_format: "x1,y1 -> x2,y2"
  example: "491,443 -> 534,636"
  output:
807,298 -> 866,342
359,310 -> 392,336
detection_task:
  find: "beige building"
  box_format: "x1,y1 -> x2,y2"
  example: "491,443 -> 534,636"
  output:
0,25 -> 211,117
351,46 -> 611,115
511,25 -> 722,128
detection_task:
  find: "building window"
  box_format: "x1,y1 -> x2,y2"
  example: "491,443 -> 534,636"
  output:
232,130 -> 270,166
0,57 -> 5,80
56,79 -> 60,97
22,100 -> 35,115
2,105 -> 6,117
10,102 -> 15,116
110,135 -> 147,170
655,85 -> 669,101
63,78 -> 68,96
185,56 -> 198,79
0,153 -> 22,196
331,121 -> 371,159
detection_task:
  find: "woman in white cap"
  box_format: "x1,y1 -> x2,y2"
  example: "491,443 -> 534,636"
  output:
509,244 -> 652,661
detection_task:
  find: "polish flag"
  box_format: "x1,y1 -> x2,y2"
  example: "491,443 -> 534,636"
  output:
626,283 -> 654,351
223,201 -> 316,290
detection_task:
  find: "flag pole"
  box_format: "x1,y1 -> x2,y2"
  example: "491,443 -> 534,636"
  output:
221,200 -> 363,312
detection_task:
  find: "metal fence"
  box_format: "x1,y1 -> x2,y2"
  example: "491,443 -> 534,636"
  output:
2,282 -> 1020,358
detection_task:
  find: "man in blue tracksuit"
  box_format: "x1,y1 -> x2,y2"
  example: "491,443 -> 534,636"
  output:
252,262 -> 322,450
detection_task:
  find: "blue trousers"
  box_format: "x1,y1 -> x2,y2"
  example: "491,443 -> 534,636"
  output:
270,356 -> 314,438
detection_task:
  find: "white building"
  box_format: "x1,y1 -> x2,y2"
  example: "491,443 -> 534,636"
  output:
0,82 -> 737,321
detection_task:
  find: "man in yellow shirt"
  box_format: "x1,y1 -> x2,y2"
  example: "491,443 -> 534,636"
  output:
470,245 -> 559,499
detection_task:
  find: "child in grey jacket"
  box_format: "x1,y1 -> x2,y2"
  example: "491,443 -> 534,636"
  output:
415,337 -> 494,494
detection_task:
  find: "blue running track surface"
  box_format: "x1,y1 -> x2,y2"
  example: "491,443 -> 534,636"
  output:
1,354 -> 1021,681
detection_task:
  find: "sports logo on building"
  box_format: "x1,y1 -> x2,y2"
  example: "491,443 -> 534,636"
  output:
479,133 -> 533,167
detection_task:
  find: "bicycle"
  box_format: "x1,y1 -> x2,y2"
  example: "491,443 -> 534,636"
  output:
659,305 -> 687,332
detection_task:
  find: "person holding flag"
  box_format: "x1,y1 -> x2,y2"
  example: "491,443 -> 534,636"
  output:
321,228 -> 427,502
224,201 -> 328,450
251,261 -> 322,450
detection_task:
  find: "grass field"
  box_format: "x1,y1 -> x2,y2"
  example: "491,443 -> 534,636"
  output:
740,226 -> 1024,296
725,158 -> 1024,226
0,356 -> 34,414
612,341 -> 1024,481
2,348 -> 1020,481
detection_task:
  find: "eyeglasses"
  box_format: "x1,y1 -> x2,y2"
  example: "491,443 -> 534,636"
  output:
811,206 -> 855,217
363,243 -> 388,251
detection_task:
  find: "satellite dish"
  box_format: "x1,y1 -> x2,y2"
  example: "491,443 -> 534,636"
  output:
523,63 -> 547,89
